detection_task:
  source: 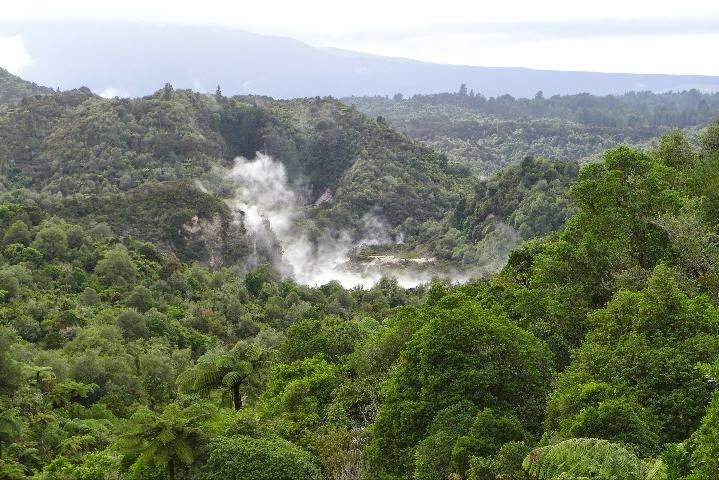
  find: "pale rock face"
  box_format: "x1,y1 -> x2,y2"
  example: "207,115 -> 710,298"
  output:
180,214 -> 225,267
180,215 -> 202,234
314,188 -> 333,206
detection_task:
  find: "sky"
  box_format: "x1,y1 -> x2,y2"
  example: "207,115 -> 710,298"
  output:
1,0 -> 718,76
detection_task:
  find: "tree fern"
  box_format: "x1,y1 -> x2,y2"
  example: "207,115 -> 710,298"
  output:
522,438 -> 665,480
176,340 -> 269,410
120,402 -> 216,480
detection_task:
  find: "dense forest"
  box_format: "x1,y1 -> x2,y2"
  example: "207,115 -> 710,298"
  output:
387,155 -> 579,270
2,64 -> 719,479
345,89 -> 719,175
0,72 -> 582,274
0,74 -> 472,269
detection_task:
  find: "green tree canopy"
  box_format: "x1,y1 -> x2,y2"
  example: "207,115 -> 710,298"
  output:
367,293 -> 554,477
199,435 -> 320,480
32,224 -> 69,260
94,246 -> 138,290
120,402 -> 216,480
177,340 -> 269,410
0,409 -> 22,458
549,265 -> 719,445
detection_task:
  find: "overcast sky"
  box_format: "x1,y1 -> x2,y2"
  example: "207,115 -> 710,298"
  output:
1,0 -> 718,76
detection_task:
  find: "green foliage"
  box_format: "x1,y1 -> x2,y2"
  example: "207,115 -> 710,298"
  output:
700,118 -> 719,153
678,392 -> 719,479
522,438 -> 662,480
0,88 -> 470,266
94,246 -> 137,290
0,328 -> 21,394
368,293 -> 553,477
0,270 -> 20,301
258,355 -> 343,443
41,451 -> 119,480
280,316 -> 368,363
0,206 -> 401,476
32,225 -> 69,260
550,265 -> 719,445
349,305 -> 427,381
413,156 -> 578,266
452,408 -> 529,474
346,90 -> 719,175
199,435 -> 321,480
412,402 -> 477,480
57,180 -> 242,264
454,156 -> 578,242
177,340 -> 269,410
662,393 -> 719,480
0,409 -> 22,458
652,129 -> 696,169
1,75 -> 718,480
0,457 -> 25,480
2,220 -> 31,246
0,67 -> 53,106
544,381 -> 659,455
125,286 -> 154,313
467,441 -> 532,480
115,310 -> 148,340
412,404 -> 531,480
536,147 -> 681,306
120,402 -> 217,480
244,264 -> 281,298
47,381 -> 98,408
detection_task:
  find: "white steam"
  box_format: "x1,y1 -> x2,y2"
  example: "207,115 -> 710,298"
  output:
224,153 -> 466,288
227,153 -> 298,237
96,86 -> 131,99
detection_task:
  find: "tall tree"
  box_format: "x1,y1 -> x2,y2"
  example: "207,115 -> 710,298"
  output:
177,340 -> 269,410
367,293 -> 553,478
120,402 -> 215,480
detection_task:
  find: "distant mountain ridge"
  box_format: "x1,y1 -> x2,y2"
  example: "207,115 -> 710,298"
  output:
2,23 -> 718,99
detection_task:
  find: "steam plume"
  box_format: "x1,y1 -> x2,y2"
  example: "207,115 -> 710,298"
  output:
225,153 -> 475,288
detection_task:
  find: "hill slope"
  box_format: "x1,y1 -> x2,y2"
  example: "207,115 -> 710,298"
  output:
0,85 -> 471,269
2,124 -> 719,480
346,90 -> 719,174
0,66 -> 53,106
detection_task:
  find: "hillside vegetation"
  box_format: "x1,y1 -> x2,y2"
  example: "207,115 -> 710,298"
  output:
346,89 -> 719,174
0,85 -> 471,265
0,68 -> 53,107
1,120 -> 719,479
2,68 -> 719,479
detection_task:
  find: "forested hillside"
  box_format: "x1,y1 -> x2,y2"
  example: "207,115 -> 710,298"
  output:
2,65 -> 719,480
346,89 -> 719,174
2,115 -> 719,479
383,156 -> 578,271
0,84 -> 470,267
0,68 -> 53,107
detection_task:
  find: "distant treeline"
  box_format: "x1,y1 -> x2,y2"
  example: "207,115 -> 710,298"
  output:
345,89 -> 719,174
392,87 -> 719,128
